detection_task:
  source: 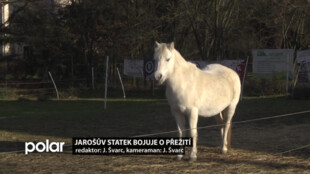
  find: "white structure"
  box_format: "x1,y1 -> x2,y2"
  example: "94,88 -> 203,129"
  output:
1,0 -> 75,59
1,0 -> 10,57
297,50 -> 310,82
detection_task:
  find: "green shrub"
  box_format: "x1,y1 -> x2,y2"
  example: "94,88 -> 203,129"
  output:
244,75 -> 287,96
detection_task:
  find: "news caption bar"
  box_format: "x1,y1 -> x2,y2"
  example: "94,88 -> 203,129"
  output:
72,138 -> 193,155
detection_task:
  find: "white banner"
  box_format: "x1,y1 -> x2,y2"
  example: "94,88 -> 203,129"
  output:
297,50 -> 310,82
123,59 -> 246,79
252,49 -> 294,74
189,60 -> 245,72
219,60 -> 246,81
124,59 -> 144,77
220,60 -> 245,73
297,50 -> 310,63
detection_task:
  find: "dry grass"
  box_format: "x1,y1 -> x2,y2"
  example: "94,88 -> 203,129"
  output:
0,97 -> 309,173
1,146 -> 309,174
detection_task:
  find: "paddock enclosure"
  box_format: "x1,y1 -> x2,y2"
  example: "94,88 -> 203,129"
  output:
0,96 -> 309,173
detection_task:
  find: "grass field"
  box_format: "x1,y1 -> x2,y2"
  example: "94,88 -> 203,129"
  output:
0,96 -> 310,173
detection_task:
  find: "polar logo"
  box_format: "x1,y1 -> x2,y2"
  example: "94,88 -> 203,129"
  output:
25,139 -> 65,155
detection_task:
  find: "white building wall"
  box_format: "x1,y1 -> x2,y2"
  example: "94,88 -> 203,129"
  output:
2,1 -> 10,57
1,0 -> 74,59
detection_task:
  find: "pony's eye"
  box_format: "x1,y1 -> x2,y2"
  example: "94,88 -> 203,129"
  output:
166,58 -> 171,62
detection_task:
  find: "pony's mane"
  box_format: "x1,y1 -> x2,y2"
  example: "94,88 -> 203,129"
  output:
173,49 -> 187,64
155,43 -> 197,70
173,49 -> 198,70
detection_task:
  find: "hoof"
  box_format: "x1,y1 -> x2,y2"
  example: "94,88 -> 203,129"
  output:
189,156 -> 197,162
189,152 -> 197,161
221,148 -> 228,154
176,155 -> 183,161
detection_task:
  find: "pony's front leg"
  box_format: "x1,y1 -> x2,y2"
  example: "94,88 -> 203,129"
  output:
189,108 -> 199,161
171,109 -> 186,160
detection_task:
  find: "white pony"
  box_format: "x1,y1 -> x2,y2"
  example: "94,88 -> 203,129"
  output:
154,42 -> 241,161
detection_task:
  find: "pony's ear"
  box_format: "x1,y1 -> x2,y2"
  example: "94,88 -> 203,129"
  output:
155,41 -> 160,48
168,42 -> 174,50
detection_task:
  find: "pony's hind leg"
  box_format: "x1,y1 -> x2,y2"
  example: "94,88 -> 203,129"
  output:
222,106 -> 236,154
171,109 -> 186,160
188,108 -> 199,161
215,112 -> 225,148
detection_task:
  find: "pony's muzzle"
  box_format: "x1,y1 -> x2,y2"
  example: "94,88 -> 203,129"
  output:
155,73 -> 162,81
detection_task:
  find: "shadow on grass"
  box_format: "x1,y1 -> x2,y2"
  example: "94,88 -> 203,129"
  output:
66,88 -> 166,99
0,141 -> 24,153
0,97 -> 309,158
0,99 -> 174,138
